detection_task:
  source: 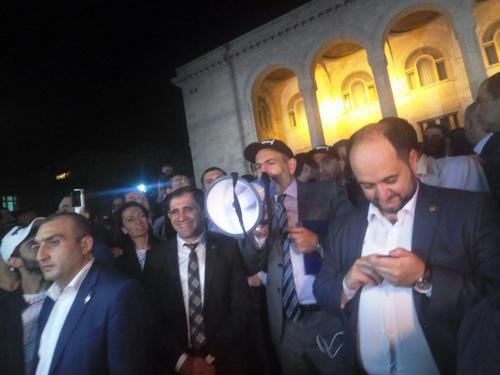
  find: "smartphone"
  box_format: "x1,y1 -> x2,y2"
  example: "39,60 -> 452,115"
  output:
72,189 -> 85,214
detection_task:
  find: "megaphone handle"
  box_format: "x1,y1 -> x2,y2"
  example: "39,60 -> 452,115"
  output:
231,173 -> 247,235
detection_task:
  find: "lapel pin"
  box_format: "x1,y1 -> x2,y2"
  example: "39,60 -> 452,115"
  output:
429,206 -> 437,213
84,293 -> 92,304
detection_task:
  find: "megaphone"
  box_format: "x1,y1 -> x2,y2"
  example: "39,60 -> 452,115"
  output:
205,173 -> 272,238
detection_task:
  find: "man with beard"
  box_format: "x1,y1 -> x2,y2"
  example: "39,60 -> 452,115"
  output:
314,120 -> 500,374
0,218 -> 50,375
241,139 -> 352,374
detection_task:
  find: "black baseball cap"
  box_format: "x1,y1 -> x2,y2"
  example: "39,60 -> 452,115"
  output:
308,144 -> 338,158
244,139 -> 294,163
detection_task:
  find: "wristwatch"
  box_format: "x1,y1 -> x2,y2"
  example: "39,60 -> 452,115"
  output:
413,267 -> 432,295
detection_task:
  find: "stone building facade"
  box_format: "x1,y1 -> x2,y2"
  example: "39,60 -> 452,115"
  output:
172,0 -> 500,181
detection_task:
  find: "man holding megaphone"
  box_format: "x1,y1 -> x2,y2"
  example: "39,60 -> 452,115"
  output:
241,139 -> 353,375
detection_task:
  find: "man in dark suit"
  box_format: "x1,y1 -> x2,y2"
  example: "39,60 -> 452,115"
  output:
314,119 -> 500,375
464,101 -> 500,204
32,213 -> 152,375
145,186 -> 250,375
241,139 -> 352,374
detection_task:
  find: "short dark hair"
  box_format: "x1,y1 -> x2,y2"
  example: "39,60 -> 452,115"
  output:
485,72 -> 500,100
41,212 -> 93,240
117,202 -> 149,228
200,167 -> 227,187
166,186 -> 205,213
350,118 -> 418,162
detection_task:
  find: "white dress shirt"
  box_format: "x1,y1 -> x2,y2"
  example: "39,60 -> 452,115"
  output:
356,187 -> 439,375
473,132 -> 493,155
175,233 -> 206,371
36,258 -> 94,375
416,153 -> 489,192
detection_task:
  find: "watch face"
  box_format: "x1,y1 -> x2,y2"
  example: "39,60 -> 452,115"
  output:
414,278 -> 432,294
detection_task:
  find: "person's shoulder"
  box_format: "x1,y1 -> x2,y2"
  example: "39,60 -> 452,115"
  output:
419,183 -> 491,207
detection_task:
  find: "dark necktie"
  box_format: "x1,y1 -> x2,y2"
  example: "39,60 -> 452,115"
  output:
185,242 -> 207,350
276,194 -> 301,321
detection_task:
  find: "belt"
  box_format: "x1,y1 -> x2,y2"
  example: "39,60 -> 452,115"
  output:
300,304 -> 320,312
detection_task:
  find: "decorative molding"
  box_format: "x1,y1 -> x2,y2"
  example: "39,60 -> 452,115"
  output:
172,0 -> 368,87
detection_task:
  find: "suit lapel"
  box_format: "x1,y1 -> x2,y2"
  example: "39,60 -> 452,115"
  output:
411,184 -> 440,311
49,263 -> 99,373
203,233 -> 216,305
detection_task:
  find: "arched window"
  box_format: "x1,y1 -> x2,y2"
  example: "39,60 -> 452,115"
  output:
482,21 -> 500,66
341,72 -> 377,111
287,94 -> 306,129
257,97 -> 273,129
405,47 -> 448,89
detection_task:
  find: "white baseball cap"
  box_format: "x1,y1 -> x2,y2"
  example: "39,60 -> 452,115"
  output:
0,217 -> 45,263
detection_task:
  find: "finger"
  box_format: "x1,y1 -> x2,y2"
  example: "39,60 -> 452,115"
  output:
388,248 -> 409,257
287,227 -> 304,234
358,265 -> 383,284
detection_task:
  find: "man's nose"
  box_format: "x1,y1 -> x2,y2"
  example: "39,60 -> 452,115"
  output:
36,244 -> 47,262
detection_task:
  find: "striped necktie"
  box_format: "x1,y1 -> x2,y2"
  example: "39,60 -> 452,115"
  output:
185,242 -> 207,350
276,194 -> 301,321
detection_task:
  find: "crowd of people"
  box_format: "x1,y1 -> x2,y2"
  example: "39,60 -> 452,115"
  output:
0,73 -> 499,375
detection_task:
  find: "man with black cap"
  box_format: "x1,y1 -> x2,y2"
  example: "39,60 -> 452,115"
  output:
241,139 -> 353,374
0,217 -> 50,375
308,144 -> 341,183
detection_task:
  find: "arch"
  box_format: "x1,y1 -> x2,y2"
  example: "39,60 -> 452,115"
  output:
341,71 -> 377,110
482,20 -> 500,65
405,46 -> 448,89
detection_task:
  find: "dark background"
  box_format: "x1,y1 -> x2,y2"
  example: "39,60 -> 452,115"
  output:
1,0 -> 309,214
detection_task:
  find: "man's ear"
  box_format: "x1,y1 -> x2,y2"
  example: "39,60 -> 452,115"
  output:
409,149 -> 418,173
288,157 -> 297,176
8,257 -> 22,269
80,235 -> 94,256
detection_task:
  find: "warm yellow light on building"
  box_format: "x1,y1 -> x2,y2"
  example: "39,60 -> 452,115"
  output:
55,171 -> 71,181
318,96 -> 344,128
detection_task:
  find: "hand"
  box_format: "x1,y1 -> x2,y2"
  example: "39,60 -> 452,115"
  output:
180,356 -> 216,375
344,254 -> 384,292
253,224 -> 269,239
287,227 -> 318,253
367,248 -> 425,286
111,247 -> 124,258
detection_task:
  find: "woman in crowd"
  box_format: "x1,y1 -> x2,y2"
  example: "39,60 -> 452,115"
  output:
114,201 -> 158,285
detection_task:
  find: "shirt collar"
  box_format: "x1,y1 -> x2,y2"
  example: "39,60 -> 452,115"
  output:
47,258 -> 95,302
473,133 -> 493,154
279,178 -> 297,200
177,232 -> 206,253
367,183 -> 419,224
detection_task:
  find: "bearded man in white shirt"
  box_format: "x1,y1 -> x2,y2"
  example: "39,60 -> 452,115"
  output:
314,120 -> 500,375
31,213 -> 152,375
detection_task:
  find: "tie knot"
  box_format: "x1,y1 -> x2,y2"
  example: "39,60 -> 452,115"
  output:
277,194 -> 286,205
184,242 -> 198,252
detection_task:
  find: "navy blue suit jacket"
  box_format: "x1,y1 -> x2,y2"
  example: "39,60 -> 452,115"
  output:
314,183 -> 500,375
32,262 -> 152,375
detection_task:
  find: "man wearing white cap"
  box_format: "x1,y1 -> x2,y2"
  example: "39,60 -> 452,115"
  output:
0,217 -> 50,375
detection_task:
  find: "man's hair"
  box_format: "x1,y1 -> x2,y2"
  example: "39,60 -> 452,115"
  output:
484,72 -> 500,100
41,212 -> 93,240
166,186 -> 205,213
200,167 -> 227,187
350,118 -> 418,162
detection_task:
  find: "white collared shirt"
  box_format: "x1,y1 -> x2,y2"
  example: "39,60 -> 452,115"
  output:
357,187 -> 439,375
175,233 -> 207,372
36,258 -> 95,375
416,154 -> 489,193
473,133 -> 493,155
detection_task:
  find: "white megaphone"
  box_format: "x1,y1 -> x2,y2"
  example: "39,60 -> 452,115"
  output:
205,173 -> 272,238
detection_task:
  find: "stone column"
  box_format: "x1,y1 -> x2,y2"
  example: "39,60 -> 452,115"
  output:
451,7 -> 487,98
367,50 -> 398,118
298,74 -> 325,147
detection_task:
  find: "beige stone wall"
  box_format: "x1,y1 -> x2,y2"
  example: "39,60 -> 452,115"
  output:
173,0 -> 500,183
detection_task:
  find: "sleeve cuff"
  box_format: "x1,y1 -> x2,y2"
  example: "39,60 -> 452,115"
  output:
175,353 -> 189,373
342,277 -> 357,301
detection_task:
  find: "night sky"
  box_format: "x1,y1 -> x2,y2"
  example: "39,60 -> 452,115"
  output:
1,1 -> 309,209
